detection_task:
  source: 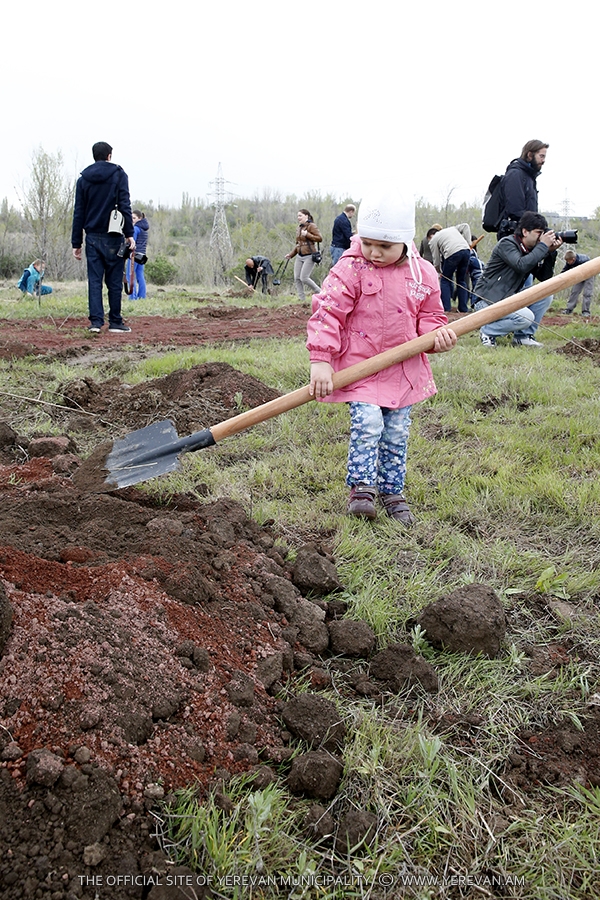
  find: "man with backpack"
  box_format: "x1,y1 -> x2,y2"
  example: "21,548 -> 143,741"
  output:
497,140 -> 549,241
71,141 -> 135,334
483,140 -> 554,344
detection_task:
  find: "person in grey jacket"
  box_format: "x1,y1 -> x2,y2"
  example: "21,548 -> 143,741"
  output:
429,223 -> 472,312
561,251 -> 595,316
475,212 -> 562,347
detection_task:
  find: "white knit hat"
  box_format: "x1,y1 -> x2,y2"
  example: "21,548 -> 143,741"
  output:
357,189 -> 415,244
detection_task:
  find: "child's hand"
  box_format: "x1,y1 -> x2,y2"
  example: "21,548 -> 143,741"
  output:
309,362 -> 334,399
432,326 -> 458,353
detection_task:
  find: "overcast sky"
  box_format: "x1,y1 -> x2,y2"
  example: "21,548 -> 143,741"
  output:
3,1 -> 597,220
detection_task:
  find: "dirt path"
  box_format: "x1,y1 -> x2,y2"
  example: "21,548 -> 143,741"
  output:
0,303 -> 312,359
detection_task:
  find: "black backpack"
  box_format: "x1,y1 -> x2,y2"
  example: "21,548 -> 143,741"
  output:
482,174 -> 504,233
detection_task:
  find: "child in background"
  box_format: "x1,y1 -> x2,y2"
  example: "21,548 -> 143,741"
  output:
17,260 -> 53,297
307,190 -> 456,525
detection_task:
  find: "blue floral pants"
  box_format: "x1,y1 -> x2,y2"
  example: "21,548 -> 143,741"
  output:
347,402 -> 412,494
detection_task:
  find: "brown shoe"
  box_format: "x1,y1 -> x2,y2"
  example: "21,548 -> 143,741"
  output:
380,494 -> 415,525
347,485 -> 377,520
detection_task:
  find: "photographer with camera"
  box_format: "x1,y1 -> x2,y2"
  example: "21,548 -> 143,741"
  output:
475,212 -> 562,348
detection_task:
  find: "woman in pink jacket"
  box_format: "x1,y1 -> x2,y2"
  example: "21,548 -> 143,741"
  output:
307,190 -> 457,524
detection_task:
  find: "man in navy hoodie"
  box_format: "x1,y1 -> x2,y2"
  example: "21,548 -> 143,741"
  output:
330,204 -> 356,267
71,141 -> 135,333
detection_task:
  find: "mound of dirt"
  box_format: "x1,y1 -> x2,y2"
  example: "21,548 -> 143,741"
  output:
0,455 -> 343,898
555,336 -> 600,364
61,361 -> 282,436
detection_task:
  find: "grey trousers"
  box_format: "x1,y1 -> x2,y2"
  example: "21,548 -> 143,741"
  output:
294,255 -> 321,301
565,277 -> 595,314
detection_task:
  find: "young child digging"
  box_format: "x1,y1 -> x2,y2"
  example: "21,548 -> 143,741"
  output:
307,189 -> 457,525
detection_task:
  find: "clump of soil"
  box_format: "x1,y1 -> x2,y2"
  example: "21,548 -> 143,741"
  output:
555,336 -> 600,364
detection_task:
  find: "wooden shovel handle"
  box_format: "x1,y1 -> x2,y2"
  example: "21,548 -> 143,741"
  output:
234,274 -> 255,292
210,255 -> 600,444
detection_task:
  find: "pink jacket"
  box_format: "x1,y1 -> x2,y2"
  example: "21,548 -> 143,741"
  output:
306,236 -> 447,408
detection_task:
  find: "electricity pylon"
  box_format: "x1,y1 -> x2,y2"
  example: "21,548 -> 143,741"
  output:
209,163 -> 234,281
561,193 -> 571,230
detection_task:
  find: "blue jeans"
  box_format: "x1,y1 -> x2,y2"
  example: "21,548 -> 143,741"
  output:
347,402 -> 412,495
513,295 -> 553,339
476,300 -> 534,337
126,260 -> 147,299
330,245 -> 345,266
511,275 -> 552,339
85,232 -> 125,327
441,249 -> 471,312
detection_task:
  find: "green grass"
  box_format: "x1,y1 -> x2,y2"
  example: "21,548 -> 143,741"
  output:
0,280 -> 302,322
2,290 -> 600,897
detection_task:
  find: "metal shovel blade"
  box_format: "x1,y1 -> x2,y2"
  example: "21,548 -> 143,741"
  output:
104,420 -> 215,489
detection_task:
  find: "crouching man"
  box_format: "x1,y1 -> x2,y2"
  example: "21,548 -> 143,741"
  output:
475,212 -> 562,347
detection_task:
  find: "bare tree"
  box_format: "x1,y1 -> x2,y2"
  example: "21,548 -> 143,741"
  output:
0,198 -> 28,277
441,185 -> 457,227
20,147 -> 77,280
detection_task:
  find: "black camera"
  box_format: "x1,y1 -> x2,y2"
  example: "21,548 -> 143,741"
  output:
551,229 -> 578,244
117,242 -> 132,259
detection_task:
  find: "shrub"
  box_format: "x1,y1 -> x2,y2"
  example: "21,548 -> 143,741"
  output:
0,252 -> 27,279
146,255 -> 178,285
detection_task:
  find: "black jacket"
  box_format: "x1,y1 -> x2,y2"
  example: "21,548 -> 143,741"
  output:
331,212 -> 353,249
134,217 -> 150,255
245,256 -> 274,285
561,253 -> 590,273
475,235 -> 549,305
71,161 -> 134,248
497,158 -> 540,239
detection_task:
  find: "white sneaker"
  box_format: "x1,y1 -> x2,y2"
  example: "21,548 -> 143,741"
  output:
480,332 -> 496,348
512,337 -> 543,348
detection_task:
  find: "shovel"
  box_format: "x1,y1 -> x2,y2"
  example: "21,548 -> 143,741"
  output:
233,274 -> 255,292
122,244 -> 135,296
272,258 -> 289,286
75,256 -> 600,492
